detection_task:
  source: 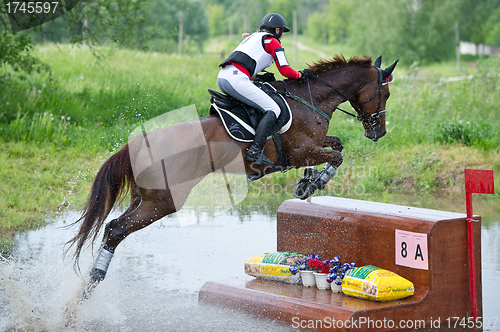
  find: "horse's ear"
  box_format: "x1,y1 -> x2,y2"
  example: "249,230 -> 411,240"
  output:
382,59 -> 399,80
374,55 -> 382,68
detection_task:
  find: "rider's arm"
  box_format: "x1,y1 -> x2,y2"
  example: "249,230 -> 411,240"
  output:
264,37 -> 301,79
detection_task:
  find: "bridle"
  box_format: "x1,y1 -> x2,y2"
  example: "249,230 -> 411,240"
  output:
310,67 -> 387,128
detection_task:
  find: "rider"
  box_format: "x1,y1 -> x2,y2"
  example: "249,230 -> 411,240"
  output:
218,13 -> 313,167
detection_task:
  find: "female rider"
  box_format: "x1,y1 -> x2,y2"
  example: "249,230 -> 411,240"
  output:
218,13 -> 313,167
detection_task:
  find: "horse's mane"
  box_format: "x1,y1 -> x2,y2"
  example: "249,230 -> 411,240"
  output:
308,55 -> 373,75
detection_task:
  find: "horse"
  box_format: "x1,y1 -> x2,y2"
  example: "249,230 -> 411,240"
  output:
66,54 -> 398,297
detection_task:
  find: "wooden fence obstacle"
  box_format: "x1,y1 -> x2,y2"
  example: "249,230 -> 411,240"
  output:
199,196 -> 481,331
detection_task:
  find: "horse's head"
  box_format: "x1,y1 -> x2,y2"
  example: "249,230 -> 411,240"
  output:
350,56 -> 398,142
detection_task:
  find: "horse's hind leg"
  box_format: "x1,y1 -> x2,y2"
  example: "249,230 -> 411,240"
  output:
84,188 -> 176,298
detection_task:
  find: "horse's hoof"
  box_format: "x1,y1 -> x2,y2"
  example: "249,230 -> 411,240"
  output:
82,268 -> 106,300
82,280 -> 98,300
247,173 -> 265,182
303,167 -> 320,181
90,267 -> 107,282
314,178 -> 328,190
293,179 -> 317,200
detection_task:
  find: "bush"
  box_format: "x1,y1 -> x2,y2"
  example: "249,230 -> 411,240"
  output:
434,121 -> 499,149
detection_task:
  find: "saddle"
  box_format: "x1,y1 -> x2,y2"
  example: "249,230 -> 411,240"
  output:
208,82 -> 292,143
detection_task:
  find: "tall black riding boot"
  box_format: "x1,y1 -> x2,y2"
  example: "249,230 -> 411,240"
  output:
246,112 -> 277,166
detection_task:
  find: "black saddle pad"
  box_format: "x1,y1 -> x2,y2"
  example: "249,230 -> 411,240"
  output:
208,82 -> 292,142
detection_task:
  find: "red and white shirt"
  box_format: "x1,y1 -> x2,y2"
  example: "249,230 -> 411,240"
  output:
221,32 -> 300,80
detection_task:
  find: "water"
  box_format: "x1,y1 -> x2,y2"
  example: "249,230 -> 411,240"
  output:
0,194 -> 499,331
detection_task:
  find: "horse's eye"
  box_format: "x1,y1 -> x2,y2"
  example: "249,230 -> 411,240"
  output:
384,94 -> 390,100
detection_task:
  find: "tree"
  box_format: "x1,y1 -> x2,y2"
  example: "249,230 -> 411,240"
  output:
0,30 -> 46,73
207,3 -> 226,37
268,0 -> 301,32
456,0 -> 498,44
0,5 -> 48,73
62,0 -> 149,48
306,12 -> 324,44
325,0 -> 354,45
348,0 -> 460,65
485,6 -> 500,46
142,0 -> 208,53
182,0 -> 209,51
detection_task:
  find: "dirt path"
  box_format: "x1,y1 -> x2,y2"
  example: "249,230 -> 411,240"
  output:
296,41 -> 331,59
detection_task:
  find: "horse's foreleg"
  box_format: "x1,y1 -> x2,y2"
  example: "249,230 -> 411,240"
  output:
315,162 -> 338,190
293,147 -> 343,199
323,135 -> 343,152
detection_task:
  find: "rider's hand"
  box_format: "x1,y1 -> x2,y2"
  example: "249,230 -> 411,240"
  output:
299,68 -> 314,78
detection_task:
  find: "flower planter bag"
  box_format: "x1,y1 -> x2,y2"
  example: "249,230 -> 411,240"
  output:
342,265 -> 414,302
245,252 -> 304,283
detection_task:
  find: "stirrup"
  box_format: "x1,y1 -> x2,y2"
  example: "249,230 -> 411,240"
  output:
246,147 -> 274,166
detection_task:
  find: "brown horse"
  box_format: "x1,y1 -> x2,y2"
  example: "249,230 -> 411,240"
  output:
66,55 -> 397,297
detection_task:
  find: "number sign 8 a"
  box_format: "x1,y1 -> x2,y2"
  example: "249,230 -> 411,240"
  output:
395,230 -> 429,270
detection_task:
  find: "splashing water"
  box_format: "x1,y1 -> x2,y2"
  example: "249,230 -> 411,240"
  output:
0,210 -> 298,332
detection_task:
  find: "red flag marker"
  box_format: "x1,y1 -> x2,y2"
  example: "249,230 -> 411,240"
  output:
464,169 -> 495,319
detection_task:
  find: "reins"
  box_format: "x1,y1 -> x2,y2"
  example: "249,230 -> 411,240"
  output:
277,67 -> 386,127
278,80 -> 331,122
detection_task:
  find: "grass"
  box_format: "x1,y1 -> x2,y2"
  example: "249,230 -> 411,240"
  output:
1,40 -> 500,250
0,142 -> 107,248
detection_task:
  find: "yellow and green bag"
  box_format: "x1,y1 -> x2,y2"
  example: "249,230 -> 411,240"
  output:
244,252 -> 304,284
342,265 -> 414,301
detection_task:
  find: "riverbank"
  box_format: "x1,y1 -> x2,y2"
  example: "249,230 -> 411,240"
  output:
1,139 -> 498,247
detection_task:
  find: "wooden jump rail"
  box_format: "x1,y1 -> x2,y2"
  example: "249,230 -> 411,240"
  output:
199,196 -> 481,331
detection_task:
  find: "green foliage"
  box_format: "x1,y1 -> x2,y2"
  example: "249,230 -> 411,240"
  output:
268,0 -> 300,30
68,0 -> 149,47
349,0 -> 457,66
207,3 -> 226,37
484,5 -> 500,46
457,0 -> 499,44
0,31 -> 48,73
306,12 -> 324,44
143,0 -> 208,53
434,121 -> 498,149
325,0 -> 354,44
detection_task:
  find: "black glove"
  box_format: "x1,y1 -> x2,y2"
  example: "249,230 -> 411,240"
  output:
256,72 -> 276,82
300,68 -> 314,78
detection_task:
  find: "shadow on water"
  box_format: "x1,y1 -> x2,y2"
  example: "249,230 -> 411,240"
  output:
0,191 -> 499,331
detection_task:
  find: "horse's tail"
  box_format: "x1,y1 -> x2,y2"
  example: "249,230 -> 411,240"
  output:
65,143 -> 134,268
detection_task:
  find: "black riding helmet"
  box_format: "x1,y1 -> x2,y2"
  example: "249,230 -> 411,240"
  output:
260,13 -> 290,39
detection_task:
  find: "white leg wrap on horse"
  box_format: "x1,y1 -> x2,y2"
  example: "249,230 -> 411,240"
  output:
94,246 -> 114,273
319,163 -> 337,183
